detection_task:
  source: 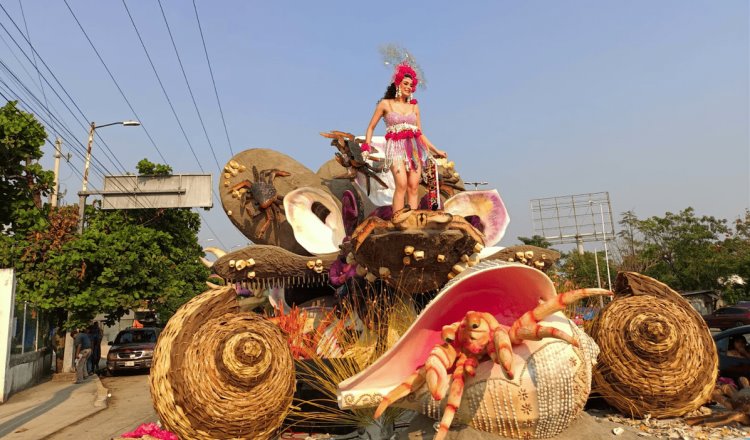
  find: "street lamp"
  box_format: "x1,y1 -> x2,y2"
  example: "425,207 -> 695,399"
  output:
65,120 -> 141,374
77,120 -> 140,234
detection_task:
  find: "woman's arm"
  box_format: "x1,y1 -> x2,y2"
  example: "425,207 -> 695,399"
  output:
414,104 -> 447,158
365,101 -> 386,146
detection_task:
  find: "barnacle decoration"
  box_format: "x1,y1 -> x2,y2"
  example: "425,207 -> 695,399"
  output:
589,271 -> 718,418
338,261 -> 613,439
149,285 -> 295,440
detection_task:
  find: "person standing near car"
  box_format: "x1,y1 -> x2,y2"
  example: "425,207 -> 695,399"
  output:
86,322 -> 102,375
71,329 -> 92,384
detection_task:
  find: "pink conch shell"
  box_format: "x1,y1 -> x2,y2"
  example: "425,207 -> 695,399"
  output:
337,260 -> 599,439
283,187 -> 345,255
444,190 -> 509,247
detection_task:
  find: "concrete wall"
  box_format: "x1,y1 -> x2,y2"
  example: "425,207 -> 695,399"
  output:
1,269 -> 16,403
5,349 -> 53,397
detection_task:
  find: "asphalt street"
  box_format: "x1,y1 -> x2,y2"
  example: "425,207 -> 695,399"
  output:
46,373 -> 156,440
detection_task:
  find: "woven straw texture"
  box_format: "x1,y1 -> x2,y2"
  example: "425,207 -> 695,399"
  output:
149,286 -> 295,439
589,272 -> 717,418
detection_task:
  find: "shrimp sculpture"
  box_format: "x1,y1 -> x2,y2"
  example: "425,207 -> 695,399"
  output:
373,288 -> 612,440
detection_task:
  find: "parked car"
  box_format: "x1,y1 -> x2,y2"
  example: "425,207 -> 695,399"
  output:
106,327 -> 161,375
702,307 -> 750,330
713,326 -> 750,379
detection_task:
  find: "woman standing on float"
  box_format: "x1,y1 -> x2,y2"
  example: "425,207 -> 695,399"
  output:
362,63 -> 447,212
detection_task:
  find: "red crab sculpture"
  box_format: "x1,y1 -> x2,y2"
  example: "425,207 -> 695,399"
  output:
373,287 -> 612,440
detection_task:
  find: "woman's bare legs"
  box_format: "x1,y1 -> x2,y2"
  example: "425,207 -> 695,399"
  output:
406,162 -> 422,209
391,161 -> 408,212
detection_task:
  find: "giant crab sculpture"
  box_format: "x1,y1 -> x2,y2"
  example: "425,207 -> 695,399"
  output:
320,130 -> 387,195
229,165 -> 290,238
373,287 -> 612,439
345,206 -> 486,292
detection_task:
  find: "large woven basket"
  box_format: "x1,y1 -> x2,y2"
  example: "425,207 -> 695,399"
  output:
589,272 -> 717,418
149,285 -> 295,439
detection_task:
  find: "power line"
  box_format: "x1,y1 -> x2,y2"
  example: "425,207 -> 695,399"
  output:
0,4 -> 130,174
62,0 -> 169,165
157,0 -> 221,171
16,0 -> 49,124
192,0 -> 233,157
120,0 -> 205,173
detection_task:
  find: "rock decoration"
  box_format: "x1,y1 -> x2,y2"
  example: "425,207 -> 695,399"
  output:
589,271 -> 718,418
150,285 -> 295,440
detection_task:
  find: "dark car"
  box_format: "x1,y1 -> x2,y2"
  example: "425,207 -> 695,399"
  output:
702,307 -> 750,330
713,326 -> 750,379
106,327 -> 161,375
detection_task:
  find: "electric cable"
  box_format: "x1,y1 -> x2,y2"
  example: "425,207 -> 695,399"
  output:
192,0 -> 233,156
157,0 -> 221,171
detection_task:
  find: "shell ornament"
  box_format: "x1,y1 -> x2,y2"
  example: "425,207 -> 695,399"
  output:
149,285 -> 295,440
338,260 -> 611,439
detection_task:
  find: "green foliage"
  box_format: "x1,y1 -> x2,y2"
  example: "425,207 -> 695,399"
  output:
517,234 -> 552,248
136,158 -> 173,176
556,250 -> 610,290
0,101 -> 53,230
0,157 -> 209,329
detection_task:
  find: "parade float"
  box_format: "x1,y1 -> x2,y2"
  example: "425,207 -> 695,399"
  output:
143,47 -> 721,440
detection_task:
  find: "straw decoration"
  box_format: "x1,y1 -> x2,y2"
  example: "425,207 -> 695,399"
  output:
149,285 -> 295,439
589,272 -> 718,418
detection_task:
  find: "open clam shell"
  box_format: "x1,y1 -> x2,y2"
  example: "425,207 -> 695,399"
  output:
444,189 -> 509,247
338,260 -> 599,439
284,187 -> 345,255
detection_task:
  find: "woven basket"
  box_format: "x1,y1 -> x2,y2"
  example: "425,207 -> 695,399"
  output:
589,272 -> 717,418
149,286 -> 295,439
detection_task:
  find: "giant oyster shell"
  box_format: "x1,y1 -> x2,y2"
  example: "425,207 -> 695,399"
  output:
337,260 -> 599,439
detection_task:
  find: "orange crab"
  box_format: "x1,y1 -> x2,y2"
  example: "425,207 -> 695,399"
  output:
373,287 -> 613,440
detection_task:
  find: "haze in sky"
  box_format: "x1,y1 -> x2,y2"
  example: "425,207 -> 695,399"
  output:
1,1 -> 747,252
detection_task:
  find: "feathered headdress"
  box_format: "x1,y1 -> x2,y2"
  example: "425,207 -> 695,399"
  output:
379,44 -> 426,89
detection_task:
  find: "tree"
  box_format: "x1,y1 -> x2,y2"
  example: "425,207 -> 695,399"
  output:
0,101 -> 53,231
517,235 -> 552,248
3,158 -> 209,329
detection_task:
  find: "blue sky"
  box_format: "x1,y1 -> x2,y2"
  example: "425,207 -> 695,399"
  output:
1,1 -> 747,252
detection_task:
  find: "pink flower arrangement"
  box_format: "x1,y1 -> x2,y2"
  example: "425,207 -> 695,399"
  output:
360,142 -> 372,153
392,62 -> 419,88
120,423 -> 178,440
385,129 -> 422,141
410,99 -> 418,104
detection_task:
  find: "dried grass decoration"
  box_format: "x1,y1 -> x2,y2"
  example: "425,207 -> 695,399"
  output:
149,285 -> 295,440
589,272 -> 718,418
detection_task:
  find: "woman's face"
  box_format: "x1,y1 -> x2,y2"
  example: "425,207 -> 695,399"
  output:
398,77 -> 413,97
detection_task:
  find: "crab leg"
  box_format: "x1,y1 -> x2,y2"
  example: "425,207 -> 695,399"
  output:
435,353 -> 477,440
509,288 -> 613,346
373,342 -> 456,419
478,312 -> 514,378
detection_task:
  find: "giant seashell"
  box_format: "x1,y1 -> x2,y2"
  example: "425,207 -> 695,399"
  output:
150,285 -> 295,439
283,187 -> 345,255
589,272 -> 718,418
338,260 -> 599,439
444,189 -> 509,247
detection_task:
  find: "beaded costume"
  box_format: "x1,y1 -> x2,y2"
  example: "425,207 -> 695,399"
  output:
382,105 -> 429,172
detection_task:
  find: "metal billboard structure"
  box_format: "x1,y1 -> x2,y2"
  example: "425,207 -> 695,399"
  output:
530,192 -> 614,249
530,191 -> 615,289
101,174 -> 213,210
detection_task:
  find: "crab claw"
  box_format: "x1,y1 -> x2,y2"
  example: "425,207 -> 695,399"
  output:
508,288 -> 613,346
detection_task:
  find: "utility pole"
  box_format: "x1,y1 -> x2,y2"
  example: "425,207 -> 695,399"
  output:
51,138 -> 61,208
77,122 -> 96,234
